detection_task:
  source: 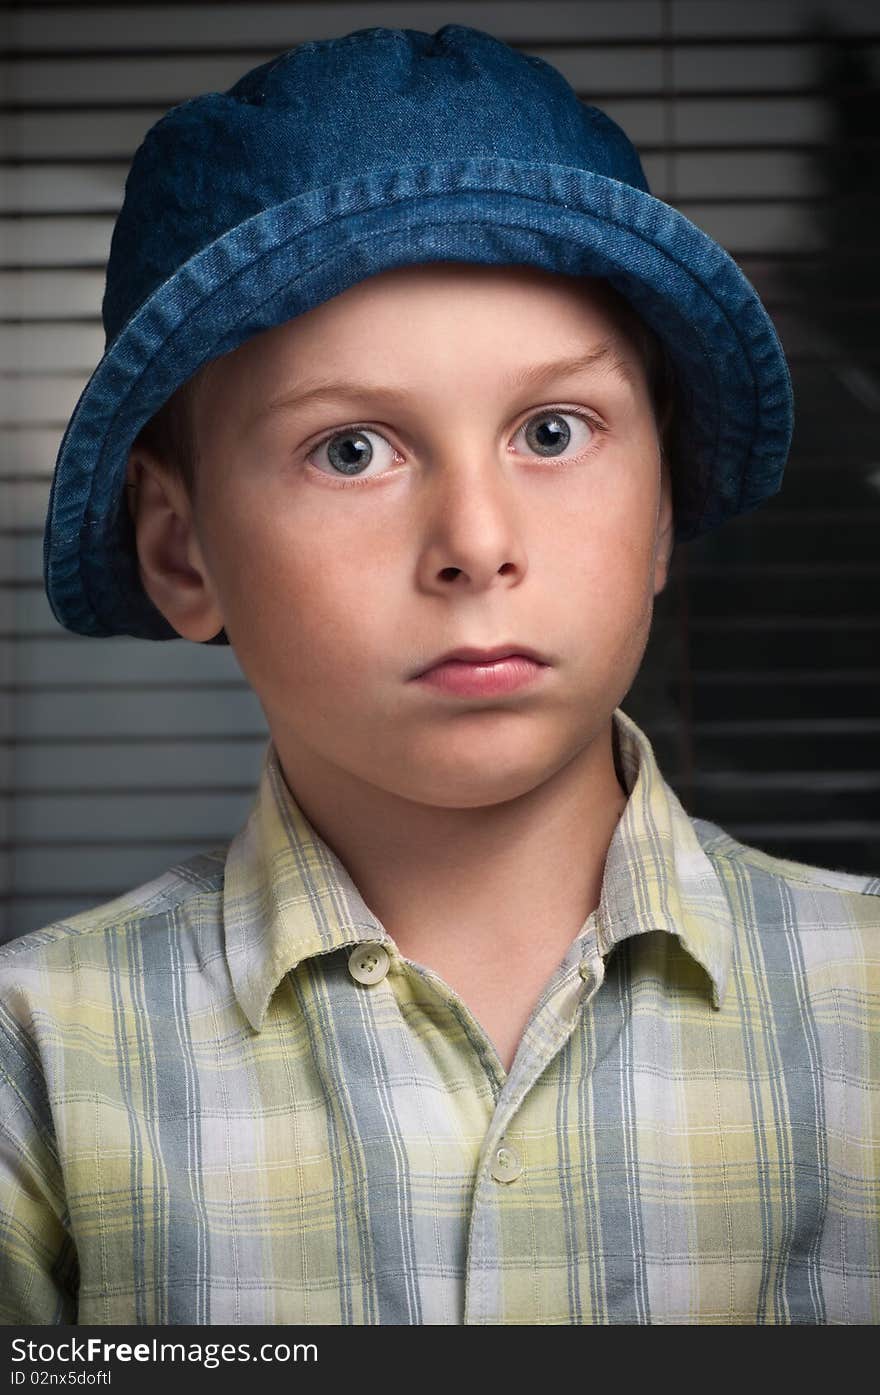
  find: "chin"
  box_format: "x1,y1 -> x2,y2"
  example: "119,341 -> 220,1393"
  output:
389,749 -> 562,810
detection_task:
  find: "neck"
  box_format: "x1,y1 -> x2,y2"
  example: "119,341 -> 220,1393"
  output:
272,718 -> 628,975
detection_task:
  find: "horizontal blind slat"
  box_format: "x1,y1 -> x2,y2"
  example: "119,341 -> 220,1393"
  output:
9,2 -> 665,52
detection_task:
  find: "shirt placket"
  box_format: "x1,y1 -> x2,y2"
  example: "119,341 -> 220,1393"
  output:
348,919 -> 605,1324
460,917 -> 606,1324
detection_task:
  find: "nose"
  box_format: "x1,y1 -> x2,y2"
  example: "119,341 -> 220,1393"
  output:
414,454 -> 529,594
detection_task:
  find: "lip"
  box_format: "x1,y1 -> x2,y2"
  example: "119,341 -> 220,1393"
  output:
411,644 -> 551,698
413,643 -> 550,676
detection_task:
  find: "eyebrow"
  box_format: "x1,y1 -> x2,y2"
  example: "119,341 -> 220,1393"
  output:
257,337 -> 635,423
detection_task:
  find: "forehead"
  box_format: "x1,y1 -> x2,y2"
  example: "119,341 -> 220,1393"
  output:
206,264 -> 646,391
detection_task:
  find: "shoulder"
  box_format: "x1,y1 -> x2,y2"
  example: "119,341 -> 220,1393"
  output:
0,847 -> 228,1031
691,815 -> 879,982
692,816 -> 879,905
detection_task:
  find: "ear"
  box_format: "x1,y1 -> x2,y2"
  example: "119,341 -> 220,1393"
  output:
653,455 -> 675,595
126,447 -> 226,642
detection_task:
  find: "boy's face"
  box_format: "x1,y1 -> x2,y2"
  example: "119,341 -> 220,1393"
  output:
134,263 -> 673,809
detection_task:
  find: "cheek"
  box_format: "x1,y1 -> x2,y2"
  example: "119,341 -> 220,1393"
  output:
556,484 -> 659,665
559,469 -> 659,589
205,495 -> 394,687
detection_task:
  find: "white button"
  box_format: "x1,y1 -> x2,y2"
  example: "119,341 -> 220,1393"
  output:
578,959 -> 595,982
348,942 -> 390,985
491,1145 -> 522,1184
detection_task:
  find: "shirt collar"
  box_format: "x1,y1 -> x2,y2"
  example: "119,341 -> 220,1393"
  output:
224,709 -> 733,1031
599,707 -> 733,1011
223,743 -> 390,1031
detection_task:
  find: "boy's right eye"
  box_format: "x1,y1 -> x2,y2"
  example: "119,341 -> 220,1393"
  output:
306,426 -> 402,485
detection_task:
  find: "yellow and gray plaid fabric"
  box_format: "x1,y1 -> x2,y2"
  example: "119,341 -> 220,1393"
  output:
1,708 -> 878,1325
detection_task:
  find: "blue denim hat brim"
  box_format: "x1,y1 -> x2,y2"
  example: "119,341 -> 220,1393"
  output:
44,156 -> 793,642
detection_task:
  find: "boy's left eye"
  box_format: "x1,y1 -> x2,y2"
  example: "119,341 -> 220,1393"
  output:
512,409 -> 599,459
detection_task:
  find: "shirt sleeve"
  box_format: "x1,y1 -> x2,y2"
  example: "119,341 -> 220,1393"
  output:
0,1013 -> 78,1324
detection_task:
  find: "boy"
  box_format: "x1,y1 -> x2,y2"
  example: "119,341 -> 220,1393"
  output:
2,25 -> 878,1326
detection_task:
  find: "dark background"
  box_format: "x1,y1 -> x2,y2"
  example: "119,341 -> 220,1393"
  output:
2,1 -> 879,943
629,3 -> 880,874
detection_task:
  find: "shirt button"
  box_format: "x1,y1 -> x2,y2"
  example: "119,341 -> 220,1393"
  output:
491,1145 -> 522,1184
578,959 -> 595,984
348,942 -> 390,985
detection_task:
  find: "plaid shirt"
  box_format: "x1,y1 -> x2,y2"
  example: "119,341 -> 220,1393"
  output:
1,708 -> 878,1326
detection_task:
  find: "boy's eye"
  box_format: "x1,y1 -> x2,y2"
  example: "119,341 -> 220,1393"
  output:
307,427 -> 399,481
512,410 -> 598,459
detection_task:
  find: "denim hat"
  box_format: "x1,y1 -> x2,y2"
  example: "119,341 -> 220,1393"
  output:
43,23 -> 794,643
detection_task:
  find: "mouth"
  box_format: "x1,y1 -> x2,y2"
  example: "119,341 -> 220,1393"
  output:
409,644 -> 552,698
410,643 -> 551,679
